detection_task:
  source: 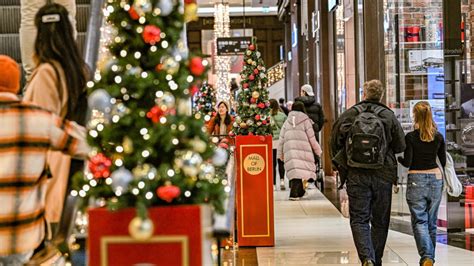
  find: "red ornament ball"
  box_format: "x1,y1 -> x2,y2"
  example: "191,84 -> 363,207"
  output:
229,131 -> 235,137
189,85 -> 199,96
243,83 -> 249,88
262,120 -> 267,125
255,114 -> 261,120
249,44 -> 255,51
218,142 -> 229,150
89,153 -> 112,179
157,185 -> 181,203
189,57 -> 205,76
249,75 -> 255,81
248,132 -> 254,136
253,69 -> 259,74
257,103 -> 265,109
128,7 -> 140,20
250,98 -> 257,104
147,106 -> 165,123
143,25 -> 161,45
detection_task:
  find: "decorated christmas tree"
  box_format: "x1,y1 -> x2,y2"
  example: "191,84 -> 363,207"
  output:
194,82 -> 216,118
231,39 -> 272,136
73,0 -> 226,225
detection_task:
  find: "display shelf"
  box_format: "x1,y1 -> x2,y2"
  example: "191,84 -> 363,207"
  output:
399,41 -> 443,45
396,72 -> 442,76
445,107 -> 461,112
455,167 -> 474,172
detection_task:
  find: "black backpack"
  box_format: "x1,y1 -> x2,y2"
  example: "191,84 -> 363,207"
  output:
345,105 -> 387,169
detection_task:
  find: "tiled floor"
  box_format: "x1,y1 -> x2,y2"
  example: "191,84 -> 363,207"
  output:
254,189 -> 474,266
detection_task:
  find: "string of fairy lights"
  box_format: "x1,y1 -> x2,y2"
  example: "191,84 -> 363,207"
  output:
214,1 -> 231,103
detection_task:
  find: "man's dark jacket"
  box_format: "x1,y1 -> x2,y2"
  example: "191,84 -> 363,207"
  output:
330,100 -> 406,186
294,95 -> 325,133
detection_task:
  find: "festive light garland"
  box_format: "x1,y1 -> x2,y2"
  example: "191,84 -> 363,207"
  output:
214,2 -> 231,103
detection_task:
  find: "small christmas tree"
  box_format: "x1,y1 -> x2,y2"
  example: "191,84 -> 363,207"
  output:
232,39 -> 272,136
194,82 -> 216,118
73,0 -> 226,222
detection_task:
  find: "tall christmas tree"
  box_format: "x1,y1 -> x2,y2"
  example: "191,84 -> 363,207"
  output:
194,82 -> 216,118
232,39 -> 272,136
73,0 -> 226,220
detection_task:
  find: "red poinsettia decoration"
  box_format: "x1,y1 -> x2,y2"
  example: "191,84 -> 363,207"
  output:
157,185 -> 181,203
147,106 -> 165,123
257,102 -> 265,109
89,153 -> 112,178
189,57 -> 205,76
128,6 -> 140,20
143,25 -> 161,45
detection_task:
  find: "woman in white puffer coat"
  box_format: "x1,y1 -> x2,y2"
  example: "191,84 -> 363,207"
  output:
277,101 -> 322,200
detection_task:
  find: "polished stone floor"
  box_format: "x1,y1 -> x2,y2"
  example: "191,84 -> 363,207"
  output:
255,189 -> 474,265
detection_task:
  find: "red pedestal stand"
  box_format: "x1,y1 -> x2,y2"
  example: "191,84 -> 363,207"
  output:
235,135 -> 275,247
88,205 -> 212,266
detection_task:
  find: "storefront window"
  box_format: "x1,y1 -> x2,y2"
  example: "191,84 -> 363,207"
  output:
384,0 -> 474,232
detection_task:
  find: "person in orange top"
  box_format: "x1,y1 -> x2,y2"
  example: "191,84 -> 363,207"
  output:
207,101 -> 234,142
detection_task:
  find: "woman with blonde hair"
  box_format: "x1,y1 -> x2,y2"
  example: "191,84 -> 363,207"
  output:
398,101 -> 446,266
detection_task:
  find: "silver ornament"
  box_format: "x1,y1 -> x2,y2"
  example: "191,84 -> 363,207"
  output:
133,0 -> 153,15
189,137 -> 207,153
256,51 -> 261,58
233,122 -> 239,128
111,103 -> 129,118
260,73 -> 266,79
175,151 -> 203,177
246,119 -> 254,126
257,121 -> 262,126
250,104 -> 257,109
127,66 -> 143,77
156,92 -> 176,110
156,0 -> 174,16
199,163 -> 215,180
128,216 -> 154,240
212,147 -> 228,167
236,116 -> 242,123
110,168 -> 133,192
88,89 -> 112,113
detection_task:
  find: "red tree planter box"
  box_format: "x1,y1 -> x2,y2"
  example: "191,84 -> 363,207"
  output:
235,135 -> 275,246
88,205 -> 212,266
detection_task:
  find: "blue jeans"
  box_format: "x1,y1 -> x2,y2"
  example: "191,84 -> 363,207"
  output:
346,175 -> 393,266
406,173 -> 443,264
0,251 -> 33,265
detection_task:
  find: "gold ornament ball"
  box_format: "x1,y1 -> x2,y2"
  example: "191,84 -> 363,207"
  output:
247,59 -> 253,65
184,3 -> 198,22
240,122 -> 248,129
252,91 -> 260,98
123,137 -> 134,154
128,216 -> 154,241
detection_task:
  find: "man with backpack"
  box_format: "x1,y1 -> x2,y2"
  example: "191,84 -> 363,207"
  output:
330,80 -> 405,266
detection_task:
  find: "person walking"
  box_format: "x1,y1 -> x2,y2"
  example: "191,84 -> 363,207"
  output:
295,84 -> 325,138
330,80 -> 406,266
23,3 -> 88,232
269,99 -> 287,190
397,101 -> 446,266
0,55 -> 89,265
279,97 -> 289,115
277,101 -> 322,200
20,0 -> 77,80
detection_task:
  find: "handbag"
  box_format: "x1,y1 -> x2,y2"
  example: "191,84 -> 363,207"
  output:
441,153 -> 463,197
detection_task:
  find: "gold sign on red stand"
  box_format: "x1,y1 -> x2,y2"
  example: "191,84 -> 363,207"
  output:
235,135 -> 275,246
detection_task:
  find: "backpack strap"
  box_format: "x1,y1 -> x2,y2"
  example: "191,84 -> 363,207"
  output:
372,105 -> 385,116
353,105 -> 365,114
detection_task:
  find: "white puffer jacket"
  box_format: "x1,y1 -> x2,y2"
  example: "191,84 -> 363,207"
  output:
277,111 -> 322,180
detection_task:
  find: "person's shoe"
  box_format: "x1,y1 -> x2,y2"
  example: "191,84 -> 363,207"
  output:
421,258 -> 434,266
289,197 -> 300,201
362,259 -> 375,266
280,180 -> 286,190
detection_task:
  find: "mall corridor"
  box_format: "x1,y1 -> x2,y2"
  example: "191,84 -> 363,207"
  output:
251,187 -> 474,266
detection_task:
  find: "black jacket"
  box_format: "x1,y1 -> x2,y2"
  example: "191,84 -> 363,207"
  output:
330,100 -> 406,186
294,96 -> 325,133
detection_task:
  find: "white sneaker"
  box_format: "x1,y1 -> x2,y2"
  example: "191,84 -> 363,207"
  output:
280,180 -> 286,190
289,197 -> 300,201
307,182 -> 316,190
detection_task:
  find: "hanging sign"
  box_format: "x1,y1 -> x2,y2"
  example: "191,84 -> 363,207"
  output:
216,37 -> 252,55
